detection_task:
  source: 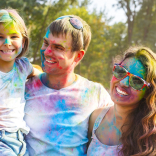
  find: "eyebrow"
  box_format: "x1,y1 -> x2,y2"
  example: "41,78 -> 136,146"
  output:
53,44 -> 65,49
43,37 -> 65,49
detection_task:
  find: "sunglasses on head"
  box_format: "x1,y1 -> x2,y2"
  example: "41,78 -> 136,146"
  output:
55,15 -> 84,49
113,64 -> 150,91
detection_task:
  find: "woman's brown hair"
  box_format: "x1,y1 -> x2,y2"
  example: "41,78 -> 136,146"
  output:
118,46 -> 156,156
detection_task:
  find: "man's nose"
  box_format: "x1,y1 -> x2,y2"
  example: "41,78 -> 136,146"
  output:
44,46 -> 53,55
119,76 -> 129,87
4,38 -> 11,46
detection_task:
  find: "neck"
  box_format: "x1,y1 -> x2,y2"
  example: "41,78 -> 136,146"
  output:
0,59 -> 15,73
41,72 -> 77,90
113,104 -> 135,130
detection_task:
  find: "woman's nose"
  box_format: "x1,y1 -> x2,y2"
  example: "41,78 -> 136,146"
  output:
119,76 -> 129,87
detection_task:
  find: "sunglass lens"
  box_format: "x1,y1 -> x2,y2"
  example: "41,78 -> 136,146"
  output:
69,18 -> 83,30
130,76 -> 144,90
113,65 -> 127,79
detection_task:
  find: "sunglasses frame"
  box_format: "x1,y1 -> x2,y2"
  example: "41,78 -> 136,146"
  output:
55,16 -> 84,49
113,64 -> 150,91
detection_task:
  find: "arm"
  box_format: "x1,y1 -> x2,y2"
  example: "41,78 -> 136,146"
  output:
27,67 -> 42,79
98,84 -> 114,107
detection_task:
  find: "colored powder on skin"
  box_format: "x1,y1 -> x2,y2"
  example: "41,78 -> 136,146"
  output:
40,49 -> 45,68
127,58 -> 146,79
17,45 -> 22,55
2,21 -> 20,35
120,76 -> 129,87
45,29 -> 50,38
4,38 -> 11,45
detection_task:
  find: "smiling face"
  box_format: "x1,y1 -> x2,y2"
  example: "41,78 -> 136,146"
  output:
40,29 -> 78,75
0,23 -> 24,63
110,57 -> 147,107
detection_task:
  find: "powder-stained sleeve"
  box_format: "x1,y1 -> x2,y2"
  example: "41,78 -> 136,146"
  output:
98,84 -> 114,108
16,57 -> 33,77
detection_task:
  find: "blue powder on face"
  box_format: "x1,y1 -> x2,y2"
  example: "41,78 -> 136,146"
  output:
4,38 -> 11,45
40,29 -> 51,68
45,29 -> 50,38
40,49 -> 45,68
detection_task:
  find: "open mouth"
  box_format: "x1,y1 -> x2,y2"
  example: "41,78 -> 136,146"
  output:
0,49 -> 15,54
116,87 -> 128,96
45,59 -> 57,64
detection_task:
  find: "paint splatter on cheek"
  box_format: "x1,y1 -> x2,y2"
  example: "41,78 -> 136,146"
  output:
44,46 -> 52,55
56,63 -> 62,69
16,45 -> 22,55
138,88 -> 146,100
111,76 -> 118,84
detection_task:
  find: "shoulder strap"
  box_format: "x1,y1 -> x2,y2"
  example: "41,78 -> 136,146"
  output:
93,106 -> 111,131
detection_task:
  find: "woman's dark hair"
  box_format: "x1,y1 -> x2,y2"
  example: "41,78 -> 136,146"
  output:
118,46 -> 156,156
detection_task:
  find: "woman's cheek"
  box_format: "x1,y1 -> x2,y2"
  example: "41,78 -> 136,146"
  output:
111,76 -> 118,84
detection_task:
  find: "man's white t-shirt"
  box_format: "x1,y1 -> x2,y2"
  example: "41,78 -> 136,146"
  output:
24,74 -> 113,156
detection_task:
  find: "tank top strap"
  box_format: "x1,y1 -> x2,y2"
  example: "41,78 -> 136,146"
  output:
93,106 -> 111,132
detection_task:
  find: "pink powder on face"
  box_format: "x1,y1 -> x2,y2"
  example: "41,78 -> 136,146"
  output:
56,63 -> 62,69
111,76 -> 117,83
48,49 -> 52,53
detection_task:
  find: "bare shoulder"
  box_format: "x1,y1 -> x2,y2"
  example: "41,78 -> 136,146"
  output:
87,107 -> 110,147
90,108 -> 103,124
89,107 -> 109,133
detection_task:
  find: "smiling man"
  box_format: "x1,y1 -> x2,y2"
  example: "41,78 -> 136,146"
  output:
24,15 -> 113,156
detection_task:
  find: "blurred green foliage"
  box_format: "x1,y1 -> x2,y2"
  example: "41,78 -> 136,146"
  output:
1,0 -> 156,89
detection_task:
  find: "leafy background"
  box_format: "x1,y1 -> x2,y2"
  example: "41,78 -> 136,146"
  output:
1,0 -> 156,89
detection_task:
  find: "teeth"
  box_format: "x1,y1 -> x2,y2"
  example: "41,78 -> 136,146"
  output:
1,50 -> 14,53
116,87 -> 128,96
46,60 -> 56,64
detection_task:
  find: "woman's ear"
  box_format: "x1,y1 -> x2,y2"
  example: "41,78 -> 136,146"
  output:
74,50 -> 85,63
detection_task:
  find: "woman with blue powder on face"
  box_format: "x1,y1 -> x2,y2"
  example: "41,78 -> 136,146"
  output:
88,46 -> 156,156
0,9 -> 40,156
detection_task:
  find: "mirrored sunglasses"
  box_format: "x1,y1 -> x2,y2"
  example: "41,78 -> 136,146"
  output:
113,64 -> 150,91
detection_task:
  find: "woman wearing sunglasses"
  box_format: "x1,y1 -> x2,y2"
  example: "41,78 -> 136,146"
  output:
87,46 -> 156,156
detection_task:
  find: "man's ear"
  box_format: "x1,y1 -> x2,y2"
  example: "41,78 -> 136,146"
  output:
74,50 -> 85,63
